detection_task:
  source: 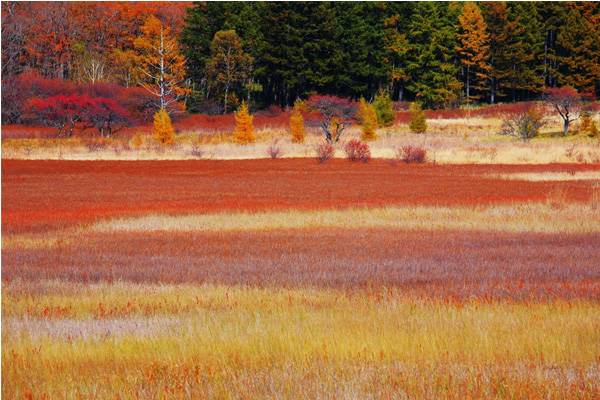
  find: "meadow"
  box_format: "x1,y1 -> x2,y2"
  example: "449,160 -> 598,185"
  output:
2,153 -> 600,398
2,105 -> 600,398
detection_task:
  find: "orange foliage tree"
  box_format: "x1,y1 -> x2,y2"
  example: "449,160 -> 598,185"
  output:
358,98 -> 378,141
233,101 -> 255,144
135,15 -> 189,112
289,99 -> 307,143
456,2 -> 491,103
153,108 -> 175,146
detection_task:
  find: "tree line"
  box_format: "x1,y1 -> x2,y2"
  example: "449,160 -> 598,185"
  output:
2,1 -> 599,119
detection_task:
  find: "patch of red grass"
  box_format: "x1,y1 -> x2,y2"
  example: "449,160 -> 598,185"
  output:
2,159 -> 598,235
3,228 -> 599,301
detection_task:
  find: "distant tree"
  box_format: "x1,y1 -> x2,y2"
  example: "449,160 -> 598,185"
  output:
358,98 -> 378,141
543,87 -> 583,136
307,95 -> 358,143
206,30 -> 253,114
406,2 -> 461,109
87,98 -> 131,137
372,88 -> 396,127
233,101 -> 255,144
456,2 -> 491,104
408,102 -> 427,133
28,94 -> 92,137
135,15 -> 189,112
152,108 -> 175,146
382,9 -> 411,101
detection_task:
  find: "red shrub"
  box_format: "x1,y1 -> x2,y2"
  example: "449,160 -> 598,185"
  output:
315,142 -> 334,163
344,139 -> 371,163
399,145 -> 427,163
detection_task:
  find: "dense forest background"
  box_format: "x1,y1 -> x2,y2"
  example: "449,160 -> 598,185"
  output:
2,1 -> 599,124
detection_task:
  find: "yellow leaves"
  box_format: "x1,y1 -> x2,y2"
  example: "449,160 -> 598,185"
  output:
289,101 -> 306,143
152,108 -> 174,146
358,98 -> 378,141
233,101 -> 255,145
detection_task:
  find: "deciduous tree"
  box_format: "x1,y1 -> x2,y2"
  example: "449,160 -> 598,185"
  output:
135,15 -> 189,112
358,98 -> 378,141
152,107 -> 175,146
308,95 -> 357,143
456,2 -> 491,104
543,87 -> 582,136
206,30 -> 253,114
233,101 -> 255,144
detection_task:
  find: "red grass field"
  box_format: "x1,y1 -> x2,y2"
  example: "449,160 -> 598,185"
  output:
2,159 -> 598,235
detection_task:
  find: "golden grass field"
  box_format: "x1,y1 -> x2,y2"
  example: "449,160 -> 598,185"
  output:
2,113 -> 600,398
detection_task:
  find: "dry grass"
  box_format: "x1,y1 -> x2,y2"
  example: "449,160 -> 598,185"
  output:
3,282 -> 600,399
3,115 -> 599,163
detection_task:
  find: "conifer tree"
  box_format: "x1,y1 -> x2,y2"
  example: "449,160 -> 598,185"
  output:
372,89 -> 396,127
289,100 -> 307,143
233,101 -> 255,144
456,2 -> 491,104
153,108 -> 174,146
358,98 -> 378,141
409,102 -> 427,133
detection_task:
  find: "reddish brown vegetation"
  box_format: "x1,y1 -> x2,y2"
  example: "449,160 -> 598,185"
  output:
2,159 -> 598,235
3,228 -> 599,301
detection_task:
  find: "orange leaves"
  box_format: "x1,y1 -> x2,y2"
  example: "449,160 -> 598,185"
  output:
152,108 -> 175,146
233,102 -> 255,144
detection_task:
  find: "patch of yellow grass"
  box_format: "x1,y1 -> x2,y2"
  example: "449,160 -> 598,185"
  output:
492,171 -> 600,181
89,203 -> 599,235
3,282 -> 599,398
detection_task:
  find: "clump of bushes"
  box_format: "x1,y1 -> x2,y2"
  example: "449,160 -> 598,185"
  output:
409,102 -> 427,133
344,139 -> 371,163
398,145 -> 427,163
315,142 -> 334,163
267,140 -> 283,159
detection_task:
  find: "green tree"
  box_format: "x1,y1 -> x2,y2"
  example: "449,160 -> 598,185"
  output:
406,2 -> 461,109
409,102 -> 427,133
206,30 -> 253,114
372,88 -> 396,127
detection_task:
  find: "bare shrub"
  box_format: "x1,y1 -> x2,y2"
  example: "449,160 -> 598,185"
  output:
398,145 -> 427,163
267,141 -> 283,159
190,145 -> 204,158
500,103 -> 546,141
344,139 -> 371,163
315,142 -> 334,163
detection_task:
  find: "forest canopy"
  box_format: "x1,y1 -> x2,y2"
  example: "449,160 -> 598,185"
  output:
2,1 -> 599,120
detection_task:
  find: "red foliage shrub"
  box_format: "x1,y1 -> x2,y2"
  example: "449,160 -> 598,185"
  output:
344,139 -> 371,162
315,143 -> 335,163
399,145 -> 427,163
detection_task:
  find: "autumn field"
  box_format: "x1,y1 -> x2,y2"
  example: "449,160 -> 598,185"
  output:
2,158 -> 600,399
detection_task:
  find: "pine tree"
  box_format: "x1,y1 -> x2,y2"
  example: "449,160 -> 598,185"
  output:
406,2 -> 461,109
372,88 -> 396,127
358,98 -> 378,141
153,108 -> 174,146
409,102 -> 427,133
456,2 -> 491,104
233,101 -> 255,144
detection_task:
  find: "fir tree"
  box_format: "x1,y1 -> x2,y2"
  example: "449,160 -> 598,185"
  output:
372,88 -> 396,127
409,102 -> 427,133
358,98 -> 378,141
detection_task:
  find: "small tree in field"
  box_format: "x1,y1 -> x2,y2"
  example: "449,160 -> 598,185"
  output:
29,94 -> 92,137
289,109 -> 306,143
543,87 -> 582,136
153,108 -> 174,146
358,98 -> 378,141
409,102 -> 427,133
307,94 -> 357,143
233,101 -> 255,144
372,88 -> 396,127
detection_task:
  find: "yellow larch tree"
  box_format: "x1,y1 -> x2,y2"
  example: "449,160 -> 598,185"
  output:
153,108 -> 175,146
233,101 -> 255,144
358,98 -> 378,141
